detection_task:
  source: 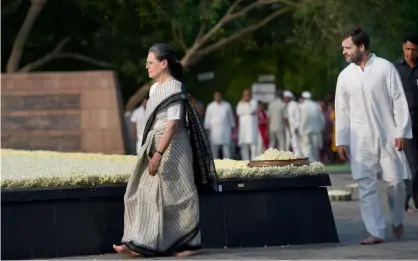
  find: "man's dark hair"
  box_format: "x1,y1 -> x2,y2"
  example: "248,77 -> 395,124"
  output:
403,34 -> 418,45
343,28 -> 370,50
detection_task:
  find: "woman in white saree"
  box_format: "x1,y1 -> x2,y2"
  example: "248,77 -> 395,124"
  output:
113,43 -> 217,257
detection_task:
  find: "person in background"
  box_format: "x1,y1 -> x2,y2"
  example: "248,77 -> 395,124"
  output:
267,90 -> 288,150
231,115 -> 239,159
236,89 -> 258,160
204,91 -> 235,159
299,91 -> 325,162
320,99 -> 334,163
335,28 -> 411,245
283,90 -> 302,156
188,93 -> 205,120
393,34 -> 418,213
257,102 -> 269,155
130,96 -> 149,154
328,99 -> 339,161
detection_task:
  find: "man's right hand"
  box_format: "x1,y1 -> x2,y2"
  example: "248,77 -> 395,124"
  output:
338,145 -> 350,162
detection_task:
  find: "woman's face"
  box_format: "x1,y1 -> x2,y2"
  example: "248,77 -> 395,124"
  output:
146,52 -> 166,79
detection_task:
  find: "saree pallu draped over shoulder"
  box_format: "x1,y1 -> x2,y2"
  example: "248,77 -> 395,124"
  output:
121,80 -> 218,257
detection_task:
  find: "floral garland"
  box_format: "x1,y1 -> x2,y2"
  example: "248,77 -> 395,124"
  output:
1,149 -> 326,188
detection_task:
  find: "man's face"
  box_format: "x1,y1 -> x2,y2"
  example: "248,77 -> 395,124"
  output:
243,90 -> 251,101
342,37 -> 363,63
283,97 -> 290,103
214,92 -> 222,102
403,41 -> 417,63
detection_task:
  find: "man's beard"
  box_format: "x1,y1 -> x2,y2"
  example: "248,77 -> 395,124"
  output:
348,51 -> 363,64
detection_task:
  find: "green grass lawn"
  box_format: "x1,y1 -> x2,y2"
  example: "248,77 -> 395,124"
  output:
325,163 -> 351,174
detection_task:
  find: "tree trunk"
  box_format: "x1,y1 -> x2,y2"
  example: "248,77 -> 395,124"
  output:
6,0 -> 47,73
125,81 -> 154,111
124,0 -> 306,111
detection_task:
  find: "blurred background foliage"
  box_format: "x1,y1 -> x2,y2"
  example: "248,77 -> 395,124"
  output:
2,0 -> 417,108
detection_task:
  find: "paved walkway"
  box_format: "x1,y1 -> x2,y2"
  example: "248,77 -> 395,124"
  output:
54,173 -> 418,260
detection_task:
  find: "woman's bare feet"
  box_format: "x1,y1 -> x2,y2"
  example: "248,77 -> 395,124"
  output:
113,244 -> 143,257
113,244 -> 129,254
392,224 -> 404,239
175,250 -> 200,257
406,206 -> 417,213
359,235 -> 384,245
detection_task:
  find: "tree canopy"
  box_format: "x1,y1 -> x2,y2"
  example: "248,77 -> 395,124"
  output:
2,0 -> 417,108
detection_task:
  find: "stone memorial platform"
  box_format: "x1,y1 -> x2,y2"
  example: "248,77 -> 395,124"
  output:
1,174 -> 338,259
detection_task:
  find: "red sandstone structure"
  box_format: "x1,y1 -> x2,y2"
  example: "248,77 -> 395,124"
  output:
1,71 -> 127,154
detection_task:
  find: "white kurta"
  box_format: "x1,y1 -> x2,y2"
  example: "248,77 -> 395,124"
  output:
299,99 -> 325,162
267,98 -> 287,150
236,99 -> 258,145
335,54 -> 412,181
287,100 -> 302,156
204,101 -> 235,145
299,100 -> 325,135
131,106 -> 147,154
335,54 -> 411,239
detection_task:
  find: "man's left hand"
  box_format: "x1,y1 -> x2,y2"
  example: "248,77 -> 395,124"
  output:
394,138 -> 406,151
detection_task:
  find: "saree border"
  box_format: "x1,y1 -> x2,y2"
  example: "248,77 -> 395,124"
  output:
122,225 -> 201,257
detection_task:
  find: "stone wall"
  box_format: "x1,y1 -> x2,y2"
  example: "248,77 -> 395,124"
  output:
1,71 -> 126,154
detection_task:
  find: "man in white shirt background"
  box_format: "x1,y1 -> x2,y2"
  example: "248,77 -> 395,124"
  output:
267,90 -> 288,150
283,90 -> 302,156
204,91 -> 235,159
130,96 -> 148,154
299,91 -> 325,162
335,28 -> 412,245
236,89 -> 259,160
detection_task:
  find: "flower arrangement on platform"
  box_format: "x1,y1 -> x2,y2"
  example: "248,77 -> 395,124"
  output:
254,148 -> 297,161
1,149 -> 326,188
214,148 -> 325,179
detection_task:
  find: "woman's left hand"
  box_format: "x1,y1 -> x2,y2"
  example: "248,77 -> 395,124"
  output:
149,153 -> 162,176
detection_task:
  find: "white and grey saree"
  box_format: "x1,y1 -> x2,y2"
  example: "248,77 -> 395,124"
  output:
121,79 -> 217,257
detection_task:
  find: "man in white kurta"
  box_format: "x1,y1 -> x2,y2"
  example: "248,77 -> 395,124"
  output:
335,29 -> 412,245
299,91 -> 325,162
267,91 -> 288,150
130,97 -> 148,154
204,92 -> 235,159
283,91 -> 302,156
237,89 -> 258,160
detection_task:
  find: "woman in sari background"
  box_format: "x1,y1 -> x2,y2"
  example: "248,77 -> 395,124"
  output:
113,43 -> 217,258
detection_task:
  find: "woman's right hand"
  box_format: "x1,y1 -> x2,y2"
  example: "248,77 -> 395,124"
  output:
148,153 -> 162,176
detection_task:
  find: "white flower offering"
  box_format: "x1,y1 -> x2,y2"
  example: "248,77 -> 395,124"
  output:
254,148 -> 298,161
1,149 -> 327,188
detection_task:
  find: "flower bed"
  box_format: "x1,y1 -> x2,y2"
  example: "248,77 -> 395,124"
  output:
0,149 -> 326,188
1,149 -> 337,260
